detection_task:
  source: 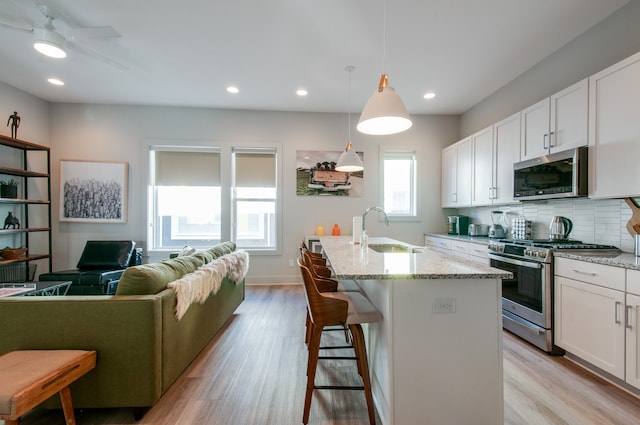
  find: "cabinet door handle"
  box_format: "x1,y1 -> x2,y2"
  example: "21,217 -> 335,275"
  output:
488,187 -> 493,199
572,269 -> 597,277
615,301 -> 622,324
549,131 -> 555,147
626,305 -> 633,330
543,133 -> 548,149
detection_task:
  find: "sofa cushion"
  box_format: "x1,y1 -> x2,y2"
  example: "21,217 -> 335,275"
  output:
116,263 -> 182,296
192,250 -> 214,264
209,241 -> 235,258
115,242 -> 236,296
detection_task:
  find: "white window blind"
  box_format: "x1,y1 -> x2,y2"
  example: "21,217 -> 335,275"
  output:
155,150 -> 220,186
234,151 -> 276,187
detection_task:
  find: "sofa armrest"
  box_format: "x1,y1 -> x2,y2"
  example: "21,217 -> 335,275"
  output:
0,295 -> 163,409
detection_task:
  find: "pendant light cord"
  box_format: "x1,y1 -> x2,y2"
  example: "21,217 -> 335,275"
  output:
383,0 -> 387,75
347,66 -> 353,142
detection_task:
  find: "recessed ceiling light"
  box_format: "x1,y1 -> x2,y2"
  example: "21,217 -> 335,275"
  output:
296,89 -> 308,96
424,92 -> 436,100
227,86 -> 239,94
48,78 -> 64,86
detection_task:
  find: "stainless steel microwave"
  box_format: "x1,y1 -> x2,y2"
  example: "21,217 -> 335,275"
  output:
513,146 -> 588,201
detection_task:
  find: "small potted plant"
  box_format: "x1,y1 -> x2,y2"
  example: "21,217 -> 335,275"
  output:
0,178 -> 19,199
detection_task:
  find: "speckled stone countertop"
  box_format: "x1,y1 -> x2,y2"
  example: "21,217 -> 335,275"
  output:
553,251 -> 640,271
319,236 -> 512,280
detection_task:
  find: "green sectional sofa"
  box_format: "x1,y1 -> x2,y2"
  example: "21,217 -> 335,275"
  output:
0,241 -> 245,417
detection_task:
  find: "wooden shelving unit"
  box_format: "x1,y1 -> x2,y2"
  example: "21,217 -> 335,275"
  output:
0,134 -> 52,280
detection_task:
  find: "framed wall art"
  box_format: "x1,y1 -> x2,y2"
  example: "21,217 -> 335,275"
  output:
60,159 -> 128,223
296,150 -> 364,196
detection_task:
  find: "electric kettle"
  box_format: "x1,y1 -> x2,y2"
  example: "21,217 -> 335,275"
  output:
549,216 -> 573,240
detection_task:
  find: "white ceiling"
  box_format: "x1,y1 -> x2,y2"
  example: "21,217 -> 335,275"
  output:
0,0 -> 630,115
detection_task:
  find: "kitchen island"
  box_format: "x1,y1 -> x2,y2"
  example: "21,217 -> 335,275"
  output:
319,235 -> 511,425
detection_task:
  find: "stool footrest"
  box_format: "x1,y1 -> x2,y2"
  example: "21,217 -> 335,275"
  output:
318,355 -> 357,360
319,345 -> 352,350
314,385 -> 365,390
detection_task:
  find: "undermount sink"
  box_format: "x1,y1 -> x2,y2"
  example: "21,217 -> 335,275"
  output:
368,244 -> 411,253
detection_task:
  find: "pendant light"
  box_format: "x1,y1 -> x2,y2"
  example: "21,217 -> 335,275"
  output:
336,66 -> 364,172
357,0 -> 412,136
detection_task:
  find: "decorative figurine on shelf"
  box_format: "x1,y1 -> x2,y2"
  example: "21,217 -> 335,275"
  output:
3,212 -> 20,229
7,111 -> 20,138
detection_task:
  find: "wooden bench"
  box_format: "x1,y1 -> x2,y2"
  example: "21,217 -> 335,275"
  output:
0,350 -> 97,425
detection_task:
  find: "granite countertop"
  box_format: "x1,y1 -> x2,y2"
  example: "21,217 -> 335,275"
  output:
318,236 -> 511,280
553,251 -> 640,271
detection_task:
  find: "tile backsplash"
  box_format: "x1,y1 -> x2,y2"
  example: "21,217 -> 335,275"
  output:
458,198 -> 637,253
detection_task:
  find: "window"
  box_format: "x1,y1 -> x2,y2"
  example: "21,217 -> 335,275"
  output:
382,150 -> 417,218
149,147 -> 221,250
232,148 -> 278,250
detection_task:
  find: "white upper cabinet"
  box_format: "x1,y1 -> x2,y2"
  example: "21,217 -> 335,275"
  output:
441,137 -> 472,208
520,78 -> 588,161
472,113 -> 521,206
471,126 -> 494,206
588,51 -> 640,199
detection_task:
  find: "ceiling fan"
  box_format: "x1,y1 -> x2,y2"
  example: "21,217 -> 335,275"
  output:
0,0 -> 128,71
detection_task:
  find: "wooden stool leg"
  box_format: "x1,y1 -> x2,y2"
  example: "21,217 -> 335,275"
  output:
303,325 -> 323,424
351,324 -> 376,425
59,386 -> 76,425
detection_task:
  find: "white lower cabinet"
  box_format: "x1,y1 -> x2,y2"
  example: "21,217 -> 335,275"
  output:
555,258 -> 640,390
450,241 -> 470,260
424,236 -> 488,265
626,270 -> 640,389
425,235 -> 451,254
554,274 -> 625,379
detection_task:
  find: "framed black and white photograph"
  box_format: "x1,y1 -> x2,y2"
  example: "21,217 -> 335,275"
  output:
60,159 -> 128,223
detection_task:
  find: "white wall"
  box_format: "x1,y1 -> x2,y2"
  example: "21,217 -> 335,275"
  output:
47,103 -> 458,283
0,81 -> 50,144
460,0 -> 640,138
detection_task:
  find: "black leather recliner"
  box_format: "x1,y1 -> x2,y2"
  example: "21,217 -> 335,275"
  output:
39,240 -> 141,295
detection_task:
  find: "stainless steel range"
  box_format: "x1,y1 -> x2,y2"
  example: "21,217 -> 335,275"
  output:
488,239 -> 619,354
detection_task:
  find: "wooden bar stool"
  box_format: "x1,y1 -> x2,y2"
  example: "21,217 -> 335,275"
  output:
0,350 -> 97,425
301,249 -> 361,292
299,263 -> 380,425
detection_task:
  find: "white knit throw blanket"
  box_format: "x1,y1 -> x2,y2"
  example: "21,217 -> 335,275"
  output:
168,250 -> 249,320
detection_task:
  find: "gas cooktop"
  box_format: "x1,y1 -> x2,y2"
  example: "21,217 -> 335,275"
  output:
489,238 -> 620,263
496,239 -> 619,250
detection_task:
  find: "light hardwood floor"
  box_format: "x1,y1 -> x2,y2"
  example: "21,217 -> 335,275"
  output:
11,284 -> 640,425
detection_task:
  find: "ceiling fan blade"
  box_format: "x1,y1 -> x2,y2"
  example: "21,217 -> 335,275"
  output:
0,19 -> 33,33
69,41 -> 129,72
68,26 -> 121,39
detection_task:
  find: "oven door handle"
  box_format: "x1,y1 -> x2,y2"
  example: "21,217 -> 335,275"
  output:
489,253 -> 542,269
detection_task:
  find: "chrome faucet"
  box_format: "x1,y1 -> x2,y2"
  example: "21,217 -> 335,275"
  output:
362,206 -> 389,233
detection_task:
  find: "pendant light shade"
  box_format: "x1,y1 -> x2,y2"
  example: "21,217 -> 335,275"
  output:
336,66 -> 364,173
357,74 -> 412,135
336,141 -> 363,172
358,0 -> 412,136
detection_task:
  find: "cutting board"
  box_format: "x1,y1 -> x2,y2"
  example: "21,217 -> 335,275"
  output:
624,198 -> 640,236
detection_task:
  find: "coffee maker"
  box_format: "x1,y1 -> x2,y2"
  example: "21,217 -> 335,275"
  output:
447,215 -> 469,235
